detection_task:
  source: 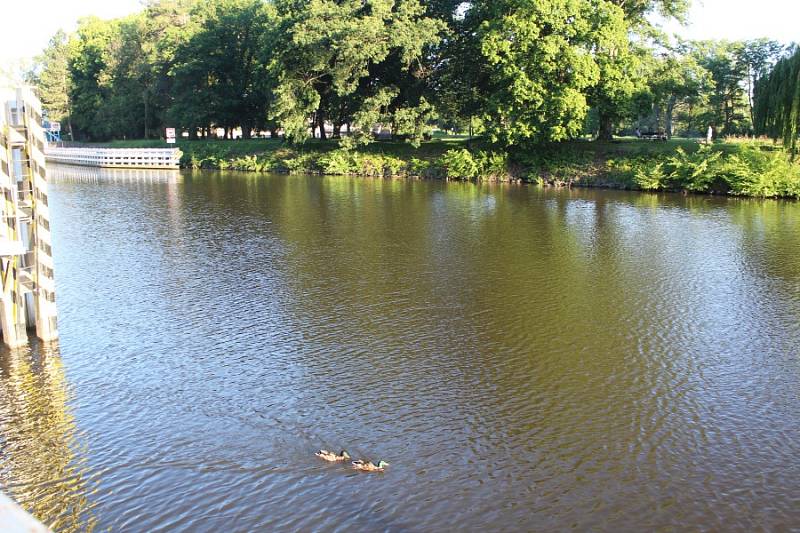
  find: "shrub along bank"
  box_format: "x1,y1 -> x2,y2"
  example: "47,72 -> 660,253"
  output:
100,138 -> 800,199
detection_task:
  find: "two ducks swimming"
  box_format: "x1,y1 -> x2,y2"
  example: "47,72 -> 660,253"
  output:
315,450 -> 389,472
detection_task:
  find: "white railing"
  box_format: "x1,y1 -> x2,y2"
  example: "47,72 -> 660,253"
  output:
45,147 -> 181,169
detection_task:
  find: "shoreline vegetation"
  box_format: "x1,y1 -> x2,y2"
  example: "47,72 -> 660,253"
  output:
93,136 -> 800,199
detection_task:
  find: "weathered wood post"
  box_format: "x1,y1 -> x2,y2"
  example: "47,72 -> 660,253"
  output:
0,87 -> 58,347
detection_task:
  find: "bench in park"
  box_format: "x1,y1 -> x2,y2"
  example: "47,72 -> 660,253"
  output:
639,131 -> 668,141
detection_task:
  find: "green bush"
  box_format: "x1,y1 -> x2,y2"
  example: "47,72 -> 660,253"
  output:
381,155 -> 406,177
663,145 -> 724,192
317,150 -> 354,175
112,137 -> 800,198
619,144 -> 800,197
721,146 -> 800,197
476,151 -> 509,180
408,158 -> 432,177
356,155 -> 384,176
633,160 -> 668,190
280,153 -> 318,173
438,149 -> 480,179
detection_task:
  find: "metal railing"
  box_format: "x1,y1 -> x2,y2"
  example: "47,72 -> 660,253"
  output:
45,147 -> 181,169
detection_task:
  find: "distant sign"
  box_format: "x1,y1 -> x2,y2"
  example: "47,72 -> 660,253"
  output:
49,122 -> 61,133
166,127 -> 176,144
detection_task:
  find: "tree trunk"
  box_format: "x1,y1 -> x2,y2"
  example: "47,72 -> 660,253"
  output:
724,99 -> 733,134
143,89 -> 149,139
597,111 -> 614,141
665,95 -> 677,139
67,114 -> 74,142
317,111 -> 327,140
242,123 -> 252,139
747,70 -> 758,130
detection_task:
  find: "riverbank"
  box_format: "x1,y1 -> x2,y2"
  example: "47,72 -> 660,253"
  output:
94,137 -> 800,199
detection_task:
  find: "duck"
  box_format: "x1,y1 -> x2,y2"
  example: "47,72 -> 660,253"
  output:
315,449 -> 351,462
351,459 -> 389,472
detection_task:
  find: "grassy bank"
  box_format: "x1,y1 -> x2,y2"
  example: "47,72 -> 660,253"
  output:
97,137 -> 800,199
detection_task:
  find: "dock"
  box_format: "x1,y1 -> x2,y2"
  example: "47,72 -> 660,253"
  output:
45,146 -> 181,169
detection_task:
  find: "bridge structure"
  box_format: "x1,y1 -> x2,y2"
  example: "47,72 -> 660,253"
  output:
0,87 -> 58,348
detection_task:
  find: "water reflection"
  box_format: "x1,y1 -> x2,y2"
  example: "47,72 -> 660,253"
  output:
10,167 -> 800,531
48,164 -> 181,184
0,342 -> 97,531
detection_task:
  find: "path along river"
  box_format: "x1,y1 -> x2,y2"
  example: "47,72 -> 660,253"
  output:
1,165 -> 799,531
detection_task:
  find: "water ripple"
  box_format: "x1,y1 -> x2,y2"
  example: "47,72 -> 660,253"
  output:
0,169 -> 797,531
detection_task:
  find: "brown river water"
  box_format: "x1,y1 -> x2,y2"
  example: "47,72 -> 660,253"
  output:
1,165 -> 799,531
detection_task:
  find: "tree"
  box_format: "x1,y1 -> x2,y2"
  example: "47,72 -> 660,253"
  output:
270,0 -> 445,145
589,0 -> 689,140
471,0 -> 630,146
169,0 -> 274,139
31,31 -> 75,140
607,0 -> 688,24
737,39 -> 785,127
68,16 -> 118,140
755,47 -> 800,156
647,45 -> 711,137
692,40 -> 751,135
587,31 -> 641,141
428,1 -> 489,137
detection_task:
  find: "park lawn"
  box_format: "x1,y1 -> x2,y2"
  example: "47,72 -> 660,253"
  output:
97,135 -> 706,167
84,136 -> 799,198
100,135 -> 767,162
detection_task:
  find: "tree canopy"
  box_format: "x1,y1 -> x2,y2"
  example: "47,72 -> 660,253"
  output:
755,47 -> 800,156
27,0 -> 792,146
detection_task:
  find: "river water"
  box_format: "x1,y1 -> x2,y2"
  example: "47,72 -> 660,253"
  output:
1,165 -> 799,531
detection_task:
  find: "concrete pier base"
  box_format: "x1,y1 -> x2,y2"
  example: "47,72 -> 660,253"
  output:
0,492 -> 51,532
0,87 -> 58,347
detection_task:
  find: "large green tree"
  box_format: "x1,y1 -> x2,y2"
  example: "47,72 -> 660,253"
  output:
31,30 -> 75,140
692,40 -> 751,135
428,2 -> 488,136
170,0 -> 274,139
755,47 -> 800,156
68,16 -> 118,140
590,0 -> 689,140
737,39 -> 786,126
270,0 -> 445,145
648,46 -> 711,137
471,0 -> 629,146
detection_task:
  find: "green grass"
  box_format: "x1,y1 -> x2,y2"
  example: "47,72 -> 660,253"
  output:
86,136 -> 800,198
93,136 -> 479,170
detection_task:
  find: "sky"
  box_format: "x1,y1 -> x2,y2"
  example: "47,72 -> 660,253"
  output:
660,0 -> 799,44
0,0 -> 142,68
0,0 -> 798,80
